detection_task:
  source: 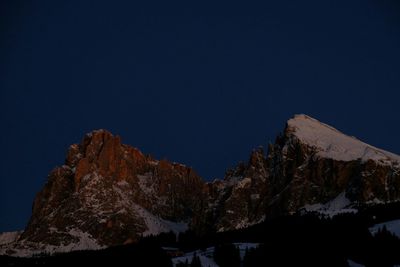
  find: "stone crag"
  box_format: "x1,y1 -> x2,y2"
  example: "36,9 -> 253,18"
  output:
3,115 -> 400,255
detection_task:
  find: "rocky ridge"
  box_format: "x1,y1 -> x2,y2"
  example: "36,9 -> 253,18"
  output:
2,114 -> 400,256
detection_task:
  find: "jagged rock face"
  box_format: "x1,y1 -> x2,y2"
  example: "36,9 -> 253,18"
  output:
265,115 -> 400,216
20,130 -> 206,247
204,115 -> 400,230
205,148 -> 269,232
5,114 -> 400,256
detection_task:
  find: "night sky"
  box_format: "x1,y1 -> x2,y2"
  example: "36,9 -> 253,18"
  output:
1,1 -> 400,232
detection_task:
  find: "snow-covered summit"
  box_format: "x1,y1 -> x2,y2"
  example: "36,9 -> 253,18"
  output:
287,114 -> 400,164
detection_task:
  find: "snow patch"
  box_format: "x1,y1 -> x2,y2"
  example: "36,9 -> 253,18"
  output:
172,243 -> 260,267
0,231 -> 22,245
303,192 -> 357,217
57,229 -> 101,252
172,247 -> 219,267
236,177 -> 251,189
0,229 -> 103,257
133,203 -> 188,236
348,260 -> 365,267
218,216 -> 266,232
116,180 -> 129,187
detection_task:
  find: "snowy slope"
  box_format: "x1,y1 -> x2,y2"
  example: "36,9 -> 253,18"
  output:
112,179 -> 188,237
302,192 -> 357,217
172,243 -> 259,267
0,228 -> 103,257
369,219 -> 400,238
133,203 -> 188,236
348,260 -> 365,267
0,214 -> 186,257
0,173 -> 188,257
172,248 -> 219,267
287,114 -> 400,164
0,231 -> 22,245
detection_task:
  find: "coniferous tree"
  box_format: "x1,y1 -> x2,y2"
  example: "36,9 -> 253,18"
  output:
213,243 -> 240,267
177,259 -> 191,267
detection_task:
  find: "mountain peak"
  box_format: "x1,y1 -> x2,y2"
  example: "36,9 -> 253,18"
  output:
286,114 -> 400,164
3,117 -> 400,257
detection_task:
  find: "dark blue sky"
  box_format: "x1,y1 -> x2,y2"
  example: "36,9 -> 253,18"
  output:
1,0 -> 400,232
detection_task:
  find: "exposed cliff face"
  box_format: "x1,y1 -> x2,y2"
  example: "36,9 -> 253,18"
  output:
265,115 -> 400,216
19,130 -> 206,250
3,114 -> 400,256
202,115 -> 400,231
206,148 -> 269,232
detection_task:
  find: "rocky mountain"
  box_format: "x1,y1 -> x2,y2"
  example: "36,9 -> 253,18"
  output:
2,114 -> 400,256
2,130 -> 207,256
267,114 -> 400,215
205,148 -> 269,232
201,114 -> 400,231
